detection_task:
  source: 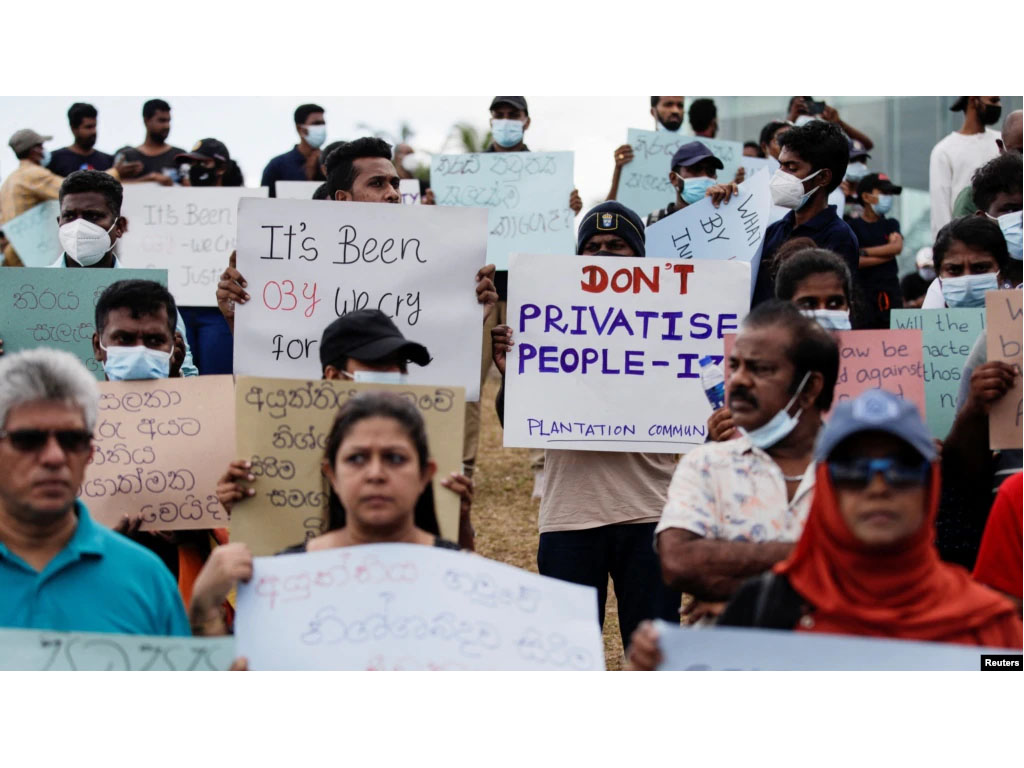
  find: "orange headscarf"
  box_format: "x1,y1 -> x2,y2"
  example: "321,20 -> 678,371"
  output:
776,463 -> 1022,648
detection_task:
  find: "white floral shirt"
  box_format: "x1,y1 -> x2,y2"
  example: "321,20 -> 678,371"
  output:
655,434 -> 815,543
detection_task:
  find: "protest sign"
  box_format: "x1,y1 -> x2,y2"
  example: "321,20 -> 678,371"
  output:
233,377 -> 465,555
400,178 -> 421,204
986,290 -> 1023,450
235,542 -> 604,670
82,376 -> 235,530
736,155 -> 775,181
275,181 -> 323,200
2,200 -> 60,267
0,627 -> 235,671
653,622 -> 1014,671
504,254 -> 749,453
232,198 -> 487,400
645,168 -> 771,298
430,151 -> 574,270
724,329 -> 926,419
617,129 -> 744,220
891,308 -> 986,439
116,185 -> 268,305
0,267 -> 168,380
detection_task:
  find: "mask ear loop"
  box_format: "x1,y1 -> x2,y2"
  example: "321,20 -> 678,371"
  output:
784,370 -> 814,418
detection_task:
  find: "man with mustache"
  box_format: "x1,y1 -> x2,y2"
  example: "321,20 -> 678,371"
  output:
655,300 -> 839,624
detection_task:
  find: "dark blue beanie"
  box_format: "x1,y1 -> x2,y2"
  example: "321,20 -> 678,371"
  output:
576,201 -> 646,257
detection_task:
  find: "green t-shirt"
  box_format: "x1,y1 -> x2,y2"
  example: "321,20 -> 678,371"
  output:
952,185 -> 978,218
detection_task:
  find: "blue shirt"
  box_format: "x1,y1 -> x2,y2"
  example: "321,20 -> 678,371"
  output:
0,501 -> 190,636
754,204 -> 861,306
261,146 -> 324,198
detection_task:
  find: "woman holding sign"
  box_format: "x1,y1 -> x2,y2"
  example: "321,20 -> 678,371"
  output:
190,392 -> 464,637
627,390 -> 1022,670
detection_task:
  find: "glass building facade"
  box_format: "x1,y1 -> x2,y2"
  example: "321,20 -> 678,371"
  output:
700,96 -> 1023,276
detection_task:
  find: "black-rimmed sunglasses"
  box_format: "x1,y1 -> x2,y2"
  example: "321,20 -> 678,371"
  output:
0,429 -> 93,454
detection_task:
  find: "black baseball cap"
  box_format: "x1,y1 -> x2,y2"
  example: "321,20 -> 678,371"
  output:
848,139 -> 870,161
856,173 -> 903,199
670,141 -> 724,172
490,96 -> 528,115
318,310 -> 430,370
176,138 -> 230,165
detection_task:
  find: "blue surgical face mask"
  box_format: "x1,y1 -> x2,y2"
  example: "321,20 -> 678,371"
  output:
988,210 -> 1023,260
352,370 -> 408,384
100,343 -> 171,380
802,308 -> 852,331
680,176 -> 716,205
845,161 -> 869,183
872,194 -> 893,216
940,273 -> 999,308
303,124 -> 327,149
41,148 -> 52,167
918,266 -> 936,282
740,371 -> 812,450
491,119 -> 524,148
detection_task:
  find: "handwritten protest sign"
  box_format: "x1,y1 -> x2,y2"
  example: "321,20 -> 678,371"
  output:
617,130 -> 744,220
116,185 -> 268,305
233,377 -> 465,555
232,198 -> 487,400
235,543 -> 604,670
2,200 -> 61,267
724,329 -> 926,419
891,308 -> 986,439
0,627 -> 235,671
275,181 -> 323,200
0,267 -> 168,380
82,376 -> 235,530
645,169 -> 770,298
736,155 -> 775,181
653,622 -> 1014,670
986,290 -> 1023,450
504,254 -> 749,453
400,178 -> 421,204
430,151 -> 574,270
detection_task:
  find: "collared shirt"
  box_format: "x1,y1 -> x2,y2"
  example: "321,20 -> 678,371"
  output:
0,500 -> 190,635
655,434 -> 816,543
47,254 -> 199,377
754,204 -> 861,306
261,146 -> 325,198
0,159 -> 64,266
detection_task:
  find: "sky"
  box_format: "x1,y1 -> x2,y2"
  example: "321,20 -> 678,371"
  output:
0,95 -> 724,211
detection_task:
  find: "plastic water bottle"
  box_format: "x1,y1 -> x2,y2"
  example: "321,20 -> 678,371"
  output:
699,356 -> 726,410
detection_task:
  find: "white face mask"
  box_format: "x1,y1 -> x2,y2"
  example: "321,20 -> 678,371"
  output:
58,218 -> 118,266
801,308 -> 852,331
352,370 -> 408,385
303,124 -> 327,149
739,371 -> 813,450
769,168 -> 823,210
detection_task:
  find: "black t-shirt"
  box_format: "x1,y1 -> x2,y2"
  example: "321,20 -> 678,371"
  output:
716,571 -> 808,629
845,215 -> 901,289
137,146 -> 186,178
48,147 -> 114,177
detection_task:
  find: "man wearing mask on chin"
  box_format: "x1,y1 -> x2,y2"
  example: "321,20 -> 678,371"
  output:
45,170 -> 197,377
656,301 -> 839,624
646,142 -> 723,226
1,129 -> 63,266
260,103 -> 327,198
929,97 -> 1003,239
708,120 -> 860,308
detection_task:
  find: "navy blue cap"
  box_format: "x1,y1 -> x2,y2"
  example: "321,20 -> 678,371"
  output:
814,389 -> 936,463
848,138 -> 870,161
576,201 -> 646,258
670,141 -> 724,172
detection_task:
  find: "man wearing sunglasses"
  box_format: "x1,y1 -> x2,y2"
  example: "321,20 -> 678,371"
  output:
654,300 -> 839,624
0,348 -> 190,635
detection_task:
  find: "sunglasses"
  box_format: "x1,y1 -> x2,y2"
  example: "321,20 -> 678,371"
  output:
828,457 -> 930,490
0,429 -> 93,454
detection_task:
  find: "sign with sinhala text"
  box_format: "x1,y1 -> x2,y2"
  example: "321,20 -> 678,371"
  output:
2,200 -> 61,267
890,308 -> 986,439
0,267 -> 168,380
504,254 -> 750,453
235,543 -> 604,670
654,622 -> 1017,671
986,290 -> 1023,450
430,151 -> 575,270
232,198 -> 487,400
83,376 -> 235,530
232,377 -> 465,556
617,129 -> 744,221
116,185 -> 268,306
645,169 -> 771,298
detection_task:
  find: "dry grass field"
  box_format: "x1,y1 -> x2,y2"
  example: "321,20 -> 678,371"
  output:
472,369 -> 625,671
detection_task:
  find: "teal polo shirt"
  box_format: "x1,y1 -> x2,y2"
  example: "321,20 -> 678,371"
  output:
0,501 -> 190,636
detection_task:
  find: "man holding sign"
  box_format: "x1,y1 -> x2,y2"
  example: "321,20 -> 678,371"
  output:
646,142 -> 724,226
